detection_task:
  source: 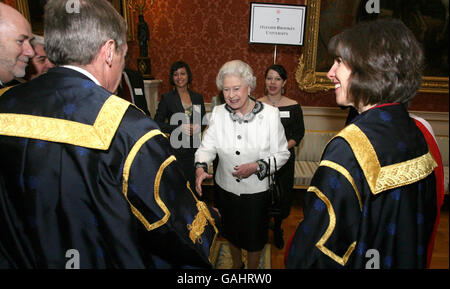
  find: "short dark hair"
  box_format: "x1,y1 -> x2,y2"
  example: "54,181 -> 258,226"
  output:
169,61 -> 192,86
328,18 -> 424,107
265,64 -> 287,81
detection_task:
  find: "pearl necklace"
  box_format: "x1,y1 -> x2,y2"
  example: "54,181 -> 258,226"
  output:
236,98 -> 254,116
229,99 -> 259,124
267,95 -> 283,107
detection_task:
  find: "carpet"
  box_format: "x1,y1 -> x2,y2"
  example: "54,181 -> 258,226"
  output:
210,239 -> 271,269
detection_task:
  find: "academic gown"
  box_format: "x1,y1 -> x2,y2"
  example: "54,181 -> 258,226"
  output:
117,69 -> 151,117
0,67 -> 218,269
286,103 -> 438,269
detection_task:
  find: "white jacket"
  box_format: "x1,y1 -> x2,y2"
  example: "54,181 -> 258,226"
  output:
195,101 -> 290,195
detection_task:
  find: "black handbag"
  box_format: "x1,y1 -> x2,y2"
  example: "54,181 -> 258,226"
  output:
268,157 -> 282,217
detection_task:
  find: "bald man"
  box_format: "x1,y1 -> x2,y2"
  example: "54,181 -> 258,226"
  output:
0,3 -> 35,88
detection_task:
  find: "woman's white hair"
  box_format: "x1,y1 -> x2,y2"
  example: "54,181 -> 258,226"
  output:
216,60 -> 256,92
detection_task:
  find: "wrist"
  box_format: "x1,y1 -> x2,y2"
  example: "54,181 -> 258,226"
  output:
195,162 -> 208,173
255,159 -> 268,180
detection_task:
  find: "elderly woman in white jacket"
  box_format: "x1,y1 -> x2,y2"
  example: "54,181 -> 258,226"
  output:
195,60 -> 290,269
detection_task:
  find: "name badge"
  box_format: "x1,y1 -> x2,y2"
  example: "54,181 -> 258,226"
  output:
280,111 -> 290,118
134,88 -> 143,95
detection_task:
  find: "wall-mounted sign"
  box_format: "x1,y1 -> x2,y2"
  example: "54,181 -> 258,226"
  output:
249,2 -> 307,46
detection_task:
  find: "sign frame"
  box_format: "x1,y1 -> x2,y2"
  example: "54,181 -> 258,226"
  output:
249,2 -> 307,46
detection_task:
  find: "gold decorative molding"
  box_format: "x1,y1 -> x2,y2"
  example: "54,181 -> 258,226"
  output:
296,0 -> 449,94
128,0 -> 154,15
13,0 -> 30,22
295,0 -> 323,93
116,0 -> 136,41
419,76 -> 450,94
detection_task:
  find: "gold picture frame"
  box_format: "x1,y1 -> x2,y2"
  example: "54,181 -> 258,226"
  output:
15,0 -> 135,41
296,0 -> 449,94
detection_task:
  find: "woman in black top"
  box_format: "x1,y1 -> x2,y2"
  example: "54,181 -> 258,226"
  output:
259,64 -> 305,249
154,61 -> 206,188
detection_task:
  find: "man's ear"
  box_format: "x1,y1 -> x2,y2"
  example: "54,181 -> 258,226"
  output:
101,40 -> 116,66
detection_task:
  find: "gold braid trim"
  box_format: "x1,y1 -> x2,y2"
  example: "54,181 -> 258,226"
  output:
187,201 -> 215,244
0,86 -> 13,97
309,186 -> 357,266
335,124 -> 437,195
186,183 -> 219,262
122,129 -> 171,231
319,160 -> 363,211
0,95 -> 129,150
186,179 -> 218,245
375,152 -> 437,194
335,125 -> 381,193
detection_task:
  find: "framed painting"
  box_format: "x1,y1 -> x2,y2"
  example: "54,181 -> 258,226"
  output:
296,0 -> 449,93
14,0 -> 135,41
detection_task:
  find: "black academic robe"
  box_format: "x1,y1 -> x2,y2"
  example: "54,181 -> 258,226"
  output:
117,69 -> 151,117
286,103 -> 438,269
0,67 -> 219,269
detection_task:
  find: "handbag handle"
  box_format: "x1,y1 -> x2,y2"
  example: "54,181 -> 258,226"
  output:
268,156 -> 278,186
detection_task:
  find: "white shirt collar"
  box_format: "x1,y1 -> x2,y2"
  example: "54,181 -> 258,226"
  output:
62,65 -> 101,86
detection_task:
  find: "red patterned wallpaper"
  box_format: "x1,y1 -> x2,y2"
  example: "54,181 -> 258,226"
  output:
128,0 -> 448,111
5,0 -> 448,111
131,0 -> 306,104
3,0 -> 14,6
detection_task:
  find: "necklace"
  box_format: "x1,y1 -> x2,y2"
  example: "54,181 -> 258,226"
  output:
267,95 -> 283,107
229,100 -> 259,124
239,98 -> 254,116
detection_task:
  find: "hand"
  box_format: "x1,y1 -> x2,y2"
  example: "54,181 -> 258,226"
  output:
181,124 -> 192,136
287,139 -> 297,150
212,207 -> 221,217
192,123 -> 201,134
195,167 -> 213,196
232,162 -> 259,180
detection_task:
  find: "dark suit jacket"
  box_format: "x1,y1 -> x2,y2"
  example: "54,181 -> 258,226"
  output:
117,69 -> 151,117
154,89 -> 206,135
154,89 -> 206,187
